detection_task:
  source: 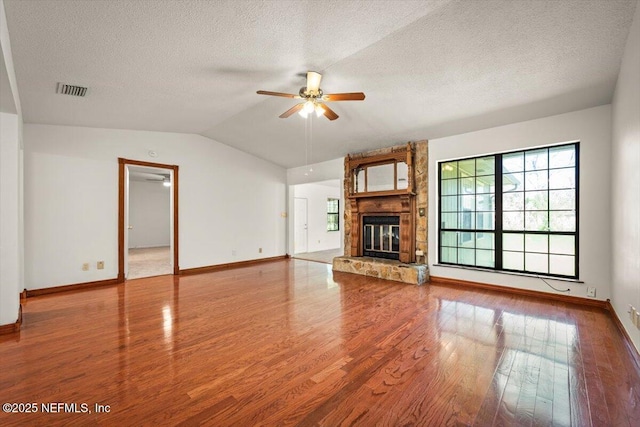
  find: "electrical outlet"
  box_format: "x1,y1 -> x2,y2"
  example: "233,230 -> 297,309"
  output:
82,263 -> 90,271
97,261 -> 104,270
586,287 -> 596,298
259,248 -> 263,253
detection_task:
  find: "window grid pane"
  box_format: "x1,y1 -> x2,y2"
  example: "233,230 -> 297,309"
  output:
327,198 -> 339,231
439,156 -> 496,269
439,143 -> 577,278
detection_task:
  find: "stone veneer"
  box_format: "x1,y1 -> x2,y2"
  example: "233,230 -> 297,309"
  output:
337,140 -> 429,285
333,256 -> 429,286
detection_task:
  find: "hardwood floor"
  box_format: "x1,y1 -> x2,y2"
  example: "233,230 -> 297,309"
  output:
1,259 -> 638,426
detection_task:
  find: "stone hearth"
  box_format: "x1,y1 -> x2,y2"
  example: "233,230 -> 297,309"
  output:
333,256 -> 429,286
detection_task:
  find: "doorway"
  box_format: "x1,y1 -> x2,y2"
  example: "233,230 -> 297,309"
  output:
118,158 -> 179,281
127,165 -> 171,278
291,180 -> 343,264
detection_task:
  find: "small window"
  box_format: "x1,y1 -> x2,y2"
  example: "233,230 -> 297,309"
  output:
327,198 -> 339,231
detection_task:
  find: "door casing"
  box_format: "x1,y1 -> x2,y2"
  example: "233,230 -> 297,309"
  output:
118,158 -> 179,281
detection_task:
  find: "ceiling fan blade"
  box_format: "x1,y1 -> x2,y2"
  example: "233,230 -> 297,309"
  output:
321,104 -> 339,121
306,71 -> 322,94
323,92 -> 366,101
257,90 -> 298,98
279,103 -> 304,118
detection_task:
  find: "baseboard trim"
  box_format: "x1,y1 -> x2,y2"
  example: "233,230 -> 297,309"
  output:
179,255 -> 289,276
25,278 -> 120,298
0,304 -> 22,335
606,300 -> 640,373
429,276 -> 609,309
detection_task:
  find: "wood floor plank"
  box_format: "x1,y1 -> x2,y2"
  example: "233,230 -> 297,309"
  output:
0,259 -> 639,426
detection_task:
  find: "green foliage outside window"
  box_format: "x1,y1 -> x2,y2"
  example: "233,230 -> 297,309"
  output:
327,198 -> 339,231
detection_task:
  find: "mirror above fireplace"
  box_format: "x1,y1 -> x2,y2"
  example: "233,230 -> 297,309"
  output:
348,144 -> 414,198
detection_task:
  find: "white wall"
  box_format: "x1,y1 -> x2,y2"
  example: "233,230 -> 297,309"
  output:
0,0 -> 23,326
128,180 -> 170,248
611,0 -> 640,351
293,181 -> 341,253
287,157 -> 344,186
23,124 -> 287,290
0,112 -> 20,325
429,105 -> 612,300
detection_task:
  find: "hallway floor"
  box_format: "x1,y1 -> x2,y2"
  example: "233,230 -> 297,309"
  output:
128,246 -> 171,279
293,248 -> 342,264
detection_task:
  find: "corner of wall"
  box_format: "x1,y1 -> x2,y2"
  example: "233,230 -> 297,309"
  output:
610,0 -> 640,353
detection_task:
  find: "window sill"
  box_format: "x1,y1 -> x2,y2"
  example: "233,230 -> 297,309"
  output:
432,263 -> 584,283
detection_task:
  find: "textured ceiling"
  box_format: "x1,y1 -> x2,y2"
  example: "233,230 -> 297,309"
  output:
3,0 -> 637,168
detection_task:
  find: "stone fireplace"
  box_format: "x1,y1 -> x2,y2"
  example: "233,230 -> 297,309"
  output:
333,141 -> 429,285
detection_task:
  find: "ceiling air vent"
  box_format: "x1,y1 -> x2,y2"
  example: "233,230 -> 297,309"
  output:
56,83 -> 88,97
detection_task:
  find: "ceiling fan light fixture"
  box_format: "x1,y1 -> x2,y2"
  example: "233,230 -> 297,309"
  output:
303,100 -> 315,113
257,71 -> 364,121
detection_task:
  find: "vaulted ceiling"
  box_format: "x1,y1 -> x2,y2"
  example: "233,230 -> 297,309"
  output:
3,0 -> 637,168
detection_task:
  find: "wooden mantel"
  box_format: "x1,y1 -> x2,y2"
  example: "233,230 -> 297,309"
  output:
346,143 -> 417,263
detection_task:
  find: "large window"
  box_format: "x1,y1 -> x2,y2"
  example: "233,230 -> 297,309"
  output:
438,143 -> 578,279
327,198 -> 339,231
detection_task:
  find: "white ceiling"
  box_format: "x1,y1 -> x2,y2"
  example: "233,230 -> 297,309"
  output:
3,0 -> 637,168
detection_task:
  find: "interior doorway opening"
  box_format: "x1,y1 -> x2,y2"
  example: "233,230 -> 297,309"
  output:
118,158 -> 179,281
291,179 -> 342,264
127,165 -> 172,279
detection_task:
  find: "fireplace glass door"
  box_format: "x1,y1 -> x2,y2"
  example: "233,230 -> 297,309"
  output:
363,216 -> 400,260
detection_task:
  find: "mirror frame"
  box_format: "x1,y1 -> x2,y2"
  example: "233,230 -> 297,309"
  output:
347,143 -> 414,198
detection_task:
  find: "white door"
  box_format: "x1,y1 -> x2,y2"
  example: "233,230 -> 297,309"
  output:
294,198 -> 308,254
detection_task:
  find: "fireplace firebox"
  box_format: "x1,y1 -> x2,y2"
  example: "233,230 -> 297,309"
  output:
363,216 -> 400,260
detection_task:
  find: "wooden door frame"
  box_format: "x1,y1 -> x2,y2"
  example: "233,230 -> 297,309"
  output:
118,158 -> 179,282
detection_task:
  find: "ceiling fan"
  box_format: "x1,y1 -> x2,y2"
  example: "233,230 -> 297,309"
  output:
146,173 -> 171,187
257,71 -> 365,121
